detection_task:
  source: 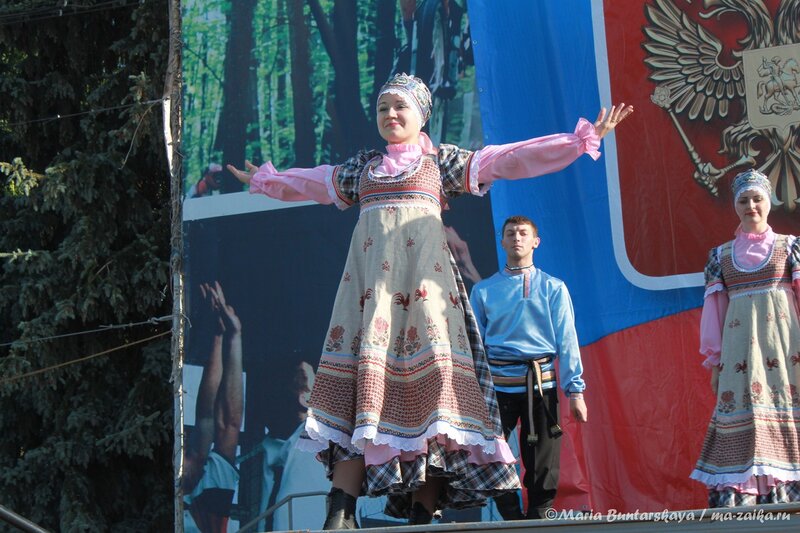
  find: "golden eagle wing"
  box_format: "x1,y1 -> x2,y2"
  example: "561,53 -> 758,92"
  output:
643,0 -> 745,120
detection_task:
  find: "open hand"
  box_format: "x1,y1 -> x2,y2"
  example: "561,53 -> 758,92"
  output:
593,103 -> 634,139
209,281 -> 242,335
226,161 -> 259,185
200,282 -> 242,335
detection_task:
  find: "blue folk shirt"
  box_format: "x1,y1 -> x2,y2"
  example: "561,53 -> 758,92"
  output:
469,265 -> 585,395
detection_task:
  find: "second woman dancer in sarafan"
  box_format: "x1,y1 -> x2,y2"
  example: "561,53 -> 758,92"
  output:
229,73 -> 633,528
691,169 -> 800,507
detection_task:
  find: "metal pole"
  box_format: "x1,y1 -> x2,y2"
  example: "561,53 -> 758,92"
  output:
0,504 -> 50,533
235,491 -> 329,533
163,0 -> 185,531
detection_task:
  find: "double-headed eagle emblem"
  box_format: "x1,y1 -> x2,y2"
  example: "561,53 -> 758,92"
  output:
643,0 -> 800,211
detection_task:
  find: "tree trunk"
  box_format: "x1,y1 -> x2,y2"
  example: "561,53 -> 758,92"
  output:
288,1 -> 316,167
216,0 -> 257,193
307,0 -> 374,159
372,0 -> 397,104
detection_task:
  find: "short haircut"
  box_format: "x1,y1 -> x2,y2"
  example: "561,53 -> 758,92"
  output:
502,215 -> 538,236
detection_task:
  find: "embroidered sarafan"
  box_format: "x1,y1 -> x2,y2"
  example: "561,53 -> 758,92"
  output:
692,235 -> 800,502
300,146 -> 518,516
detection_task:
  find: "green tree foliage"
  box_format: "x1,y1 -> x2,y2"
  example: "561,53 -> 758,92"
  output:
0,157 -> 44,197
182,0 -> 229,193
183,0 -> 481,185
0,0 -> 173,530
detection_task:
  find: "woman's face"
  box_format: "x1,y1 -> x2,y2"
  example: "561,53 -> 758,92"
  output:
376,93 -> 421,145
735,189 -> 770,231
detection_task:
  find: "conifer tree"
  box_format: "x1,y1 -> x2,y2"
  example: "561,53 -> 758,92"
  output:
0,1 -> 174,530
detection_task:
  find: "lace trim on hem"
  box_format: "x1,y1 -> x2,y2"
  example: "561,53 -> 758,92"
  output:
302,418 -> 361,454
294,437 -> 326,454
352,420 -> 498,455
691,467 -> 800,491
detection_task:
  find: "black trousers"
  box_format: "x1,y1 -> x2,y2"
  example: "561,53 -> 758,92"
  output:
496,388 -> 561,517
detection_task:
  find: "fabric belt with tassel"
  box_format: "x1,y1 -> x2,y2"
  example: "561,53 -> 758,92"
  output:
490,355 -> 562,446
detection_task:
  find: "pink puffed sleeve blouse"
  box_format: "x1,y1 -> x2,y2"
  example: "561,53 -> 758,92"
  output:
247,118 -> 601,207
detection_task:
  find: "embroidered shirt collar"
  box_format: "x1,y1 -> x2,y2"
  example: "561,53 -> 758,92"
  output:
735,224 -> 773,242
386,143 -> 422,154
502,264 -> 536,277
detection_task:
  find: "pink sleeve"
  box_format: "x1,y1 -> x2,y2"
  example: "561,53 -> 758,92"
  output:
699,290 -> 728,368
248,161 -> 337,205
466,118 -> 601,195
793,279 -> 800,317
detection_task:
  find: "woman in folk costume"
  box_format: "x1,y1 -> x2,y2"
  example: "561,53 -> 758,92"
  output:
229,73 -> 632,528
691,169 -> 800,507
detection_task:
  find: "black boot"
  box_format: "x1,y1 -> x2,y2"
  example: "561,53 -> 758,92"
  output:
322,487 -> 359,530
408,501 -> 433,525
494,492 -> 524,520
526,507 -> 546,520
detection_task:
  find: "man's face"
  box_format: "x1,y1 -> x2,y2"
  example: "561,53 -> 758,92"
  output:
501,223 -> 539,264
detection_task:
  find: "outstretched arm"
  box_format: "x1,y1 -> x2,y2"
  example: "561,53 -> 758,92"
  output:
226,161 -> 258,185
467,104 -> 634,195
227,160 -> 337,205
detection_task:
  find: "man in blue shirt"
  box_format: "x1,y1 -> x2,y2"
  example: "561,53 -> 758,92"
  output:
470,215 -> 587,520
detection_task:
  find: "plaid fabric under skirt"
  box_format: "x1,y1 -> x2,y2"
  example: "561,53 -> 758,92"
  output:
708,481 -> 800,507
320,437 -> 520,518
691,286 -> 800,491
298,205 -> 519,516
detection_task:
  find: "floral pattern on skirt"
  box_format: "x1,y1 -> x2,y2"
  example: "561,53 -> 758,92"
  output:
299,203 -> 518,516
692,236 -> 800,497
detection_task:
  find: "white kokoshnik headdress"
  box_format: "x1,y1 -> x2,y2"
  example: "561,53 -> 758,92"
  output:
377,73 -> 433,126
732,169 -> 771,204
